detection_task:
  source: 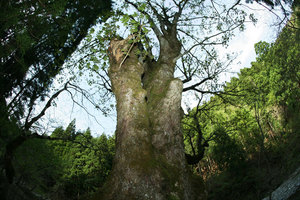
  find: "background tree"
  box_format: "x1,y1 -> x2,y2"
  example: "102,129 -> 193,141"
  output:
182,4 -> 299,198
49,124 -> 115,200
0,0 -> 112,194
0,121 -> 115,200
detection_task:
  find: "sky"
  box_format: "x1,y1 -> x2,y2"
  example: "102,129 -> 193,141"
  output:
43,2 -> 286,137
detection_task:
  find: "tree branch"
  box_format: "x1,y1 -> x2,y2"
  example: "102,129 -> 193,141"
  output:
183,76 -> 215,92
125,0 -> 163,37
175,23 -> 243,61
25,82 -> 69,130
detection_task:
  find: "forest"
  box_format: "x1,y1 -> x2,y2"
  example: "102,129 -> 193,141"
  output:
0,0 -> 299,200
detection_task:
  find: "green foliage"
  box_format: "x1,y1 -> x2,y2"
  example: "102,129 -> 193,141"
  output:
210,126 -> 246,171
49,126 -> 115,200
183,11 -> 300,199
0,122 -> 115,200
0,0 -> 112,102
0,1 -> 112,197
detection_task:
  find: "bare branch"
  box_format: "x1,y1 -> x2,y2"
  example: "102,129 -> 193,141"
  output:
175,23 -> 243,61
183,77 -> 215,92
65,84 -> 105,129
146,0 -> 170,34
25,82 -> 69,130
227,0 -> 242,15
172,0 -> 189,25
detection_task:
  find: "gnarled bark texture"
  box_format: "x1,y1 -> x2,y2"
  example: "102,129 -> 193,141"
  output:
96,35 -> 206,200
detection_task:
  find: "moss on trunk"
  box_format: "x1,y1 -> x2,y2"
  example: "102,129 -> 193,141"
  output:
94,36 -> 206,200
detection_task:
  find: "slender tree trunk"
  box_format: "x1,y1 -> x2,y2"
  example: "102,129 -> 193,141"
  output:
97,36 -> 206,199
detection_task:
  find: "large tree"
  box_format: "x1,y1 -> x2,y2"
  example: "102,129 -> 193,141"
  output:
73,0 -> 291,199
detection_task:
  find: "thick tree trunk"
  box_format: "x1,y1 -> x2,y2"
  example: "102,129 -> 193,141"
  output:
96,36 -> 206,200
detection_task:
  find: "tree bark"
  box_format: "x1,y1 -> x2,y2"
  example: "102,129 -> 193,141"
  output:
97,36 -> 206,199
262,167 -> 300,200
